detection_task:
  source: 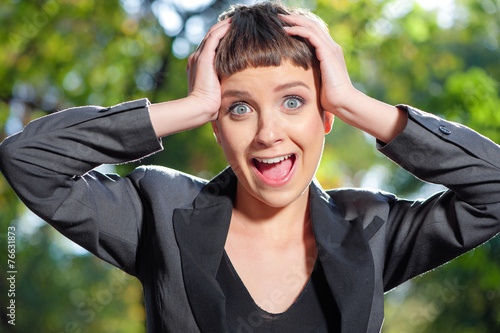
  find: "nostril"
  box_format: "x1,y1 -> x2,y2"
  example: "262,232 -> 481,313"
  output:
254,127 -> 283,147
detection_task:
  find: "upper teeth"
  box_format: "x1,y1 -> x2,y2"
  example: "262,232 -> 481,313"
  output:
255,154 -> 292,164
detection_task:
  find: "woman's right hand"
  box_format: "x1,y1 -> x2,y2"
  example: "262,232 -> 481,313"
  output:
186,18 -> 232,120
149,18 -> 231,138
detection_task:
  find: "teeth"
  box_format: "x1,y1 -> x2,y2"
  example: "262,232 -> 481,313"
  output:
255,154 -> 292,164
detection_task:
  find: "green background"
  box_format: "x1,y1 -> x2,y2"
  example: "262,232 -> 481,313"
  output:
0,0 -> 499,331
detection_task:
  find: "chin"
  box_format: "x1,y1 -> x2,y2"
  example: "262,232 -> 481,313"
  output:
254,187 -> 309,209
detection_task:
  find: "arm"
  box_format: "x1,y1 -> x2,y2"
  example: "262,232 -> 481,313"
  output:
0,19 -> 231,276
280,13 -> 407,144
149,19 -> 231,137
0,99 -> 161,275
281,13 -> 500,287
379,106 -> 500,289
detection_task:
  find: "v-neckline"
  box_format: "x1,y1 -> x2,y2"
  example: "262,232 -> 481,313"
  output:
221,250 -> 317,316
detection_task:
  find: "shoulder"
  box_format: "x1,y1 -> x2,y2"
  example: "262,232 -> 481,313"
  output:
326,187 -> 396,203
131,165 -> 207,183
325,187 -> 397,219
129,165 -> 208,188
126,165 -> 208,205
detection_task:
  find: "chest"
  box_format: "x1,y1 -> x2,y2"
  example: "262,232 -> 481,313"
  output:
224,229 -> 317,313
216,252 -> 341,332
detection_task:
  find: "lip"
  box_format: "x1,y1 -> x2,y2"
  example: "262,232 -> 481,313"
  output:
251,153 -> 297,186
254,154 -> 293,164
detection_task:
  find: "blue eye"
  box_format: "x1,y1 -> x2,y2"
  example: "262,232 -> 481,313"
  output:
230,104 -> 251,115
283,97 -> 303,109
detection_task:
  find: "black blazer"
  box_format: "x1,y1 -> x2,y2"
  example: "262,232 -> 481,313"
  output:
0,99 -> 499,332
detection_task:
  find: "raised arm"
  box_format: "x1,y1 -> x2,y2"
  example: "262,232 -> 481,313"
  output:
0,18 -> 230,276
280,13 -> 407,144
0,99 -> 162,276
149,18 -> 231,137
280,12 -> 500,289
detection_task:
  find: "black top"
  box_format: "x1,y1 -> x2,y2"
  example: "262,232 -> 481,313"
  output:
217,252 -> 341,332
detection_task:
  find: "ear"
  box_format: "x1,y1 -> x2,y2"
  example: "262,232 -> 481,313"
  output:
211,121 -> 221,145
324,112 -> 334,134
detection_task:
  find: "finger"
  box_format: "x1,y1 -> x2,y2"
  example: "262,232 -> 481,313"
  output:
187,19 -> 231,74
186,53 -> 195,73
278,13 -> 328,34
207,17 -> 232,34
279,14 -> 337,55
280,17 -> 350,85
200,19 -> 231,51
195,22 -> 231,66
187,20 -> 231,94
283,25 -> 340,63
195,18 -> 232,52
284,25 -> 336,45
188,19 -> 231,75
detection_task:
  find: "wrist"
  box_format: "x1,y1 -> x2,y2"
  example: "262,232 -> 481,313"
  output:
185,93 -> 220,120
328,89 -> 408,143
324,86 -> 363,118
149,96 -> 218,138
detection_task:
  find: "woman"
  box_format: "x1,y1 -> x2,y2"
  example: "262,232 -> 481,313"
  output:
1,2 -> 499,332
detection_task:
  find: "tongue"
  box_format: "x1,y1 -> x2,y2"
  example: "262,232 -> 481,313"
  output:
255,157 -> 293,180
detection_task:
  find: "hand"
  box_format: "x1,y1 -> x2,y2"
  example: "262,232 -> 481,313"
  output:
149,19 -> 231,138
279,13 -> 355,116
280,13 -> 407,143
186,18 -> 232,121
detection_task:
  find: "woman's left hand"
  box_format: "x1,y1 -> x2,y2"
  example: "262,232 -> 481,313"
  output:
280,13 -> 407,143
279,13 -> 355,116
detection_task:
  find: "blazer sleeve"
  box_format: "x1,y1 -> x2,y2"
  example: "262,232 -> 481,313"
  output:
378,105 -> 500,291
0,98 -> 163,276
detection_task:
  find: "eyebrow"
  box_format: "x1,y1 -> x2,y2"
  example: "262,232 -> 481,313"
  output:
221,81 -> 310,99
221,90 -> 251,99
273,81 -> 310,92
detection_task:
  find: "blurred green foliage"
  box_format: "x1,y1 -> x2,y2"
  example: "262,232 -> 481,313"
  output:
0,0 -> 499,332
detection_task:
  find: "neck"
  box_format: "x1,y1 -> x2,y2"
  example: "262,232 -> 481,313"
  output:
232,183 -> 311,241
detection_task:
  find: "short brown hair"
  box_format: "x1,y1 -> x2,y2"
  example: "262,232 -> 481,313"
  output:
215,1 -> 324,78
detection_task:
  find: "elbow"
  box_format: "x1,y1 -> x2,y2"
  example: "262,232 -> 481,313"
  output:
0,135 -> 16,177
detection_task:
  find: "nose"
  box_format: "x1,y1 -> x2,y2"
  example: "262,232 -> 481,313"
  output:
254,111 -> 284,147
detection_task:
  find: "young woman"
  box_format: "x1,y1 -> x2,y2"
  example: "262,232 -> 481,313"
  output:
1,2 -> 499,332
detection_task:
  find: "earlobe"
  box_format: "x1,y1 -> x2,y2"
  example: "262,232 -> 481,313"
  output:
211,121 -> 222,145
324,112 -> 334,134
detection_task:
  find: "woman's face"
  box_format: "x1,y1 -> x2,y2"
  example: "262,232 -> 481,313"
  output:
213,61 -> 328,209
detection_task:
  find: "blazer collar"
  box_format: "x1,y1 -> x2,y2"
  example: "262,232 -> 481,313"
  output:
173,168 -> 235,333
173,168 -> 374,333
309,179 -> 375,333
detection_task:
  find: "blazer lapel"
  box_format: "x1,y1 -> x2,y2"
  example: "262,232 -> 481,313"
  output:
173,168 -> 236,333
173,170 -> 376,333
309,180 -> 375,333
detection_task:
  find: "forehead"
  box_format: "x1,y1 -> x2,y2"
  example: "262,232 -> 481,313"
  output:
220,61 -> 319,95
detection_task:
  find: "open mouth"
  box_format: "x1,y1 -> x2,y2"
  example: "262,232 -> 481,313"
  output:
252,154 -> 296,185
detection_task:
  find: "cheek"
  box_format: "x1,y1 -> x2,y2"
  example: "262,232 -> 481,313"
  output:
293,113 -> 325,143
218,123 -> 253,160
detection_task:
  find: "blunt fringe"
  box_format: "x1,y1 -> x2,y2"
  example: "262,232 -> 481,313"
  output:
215,2 -> 325,78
